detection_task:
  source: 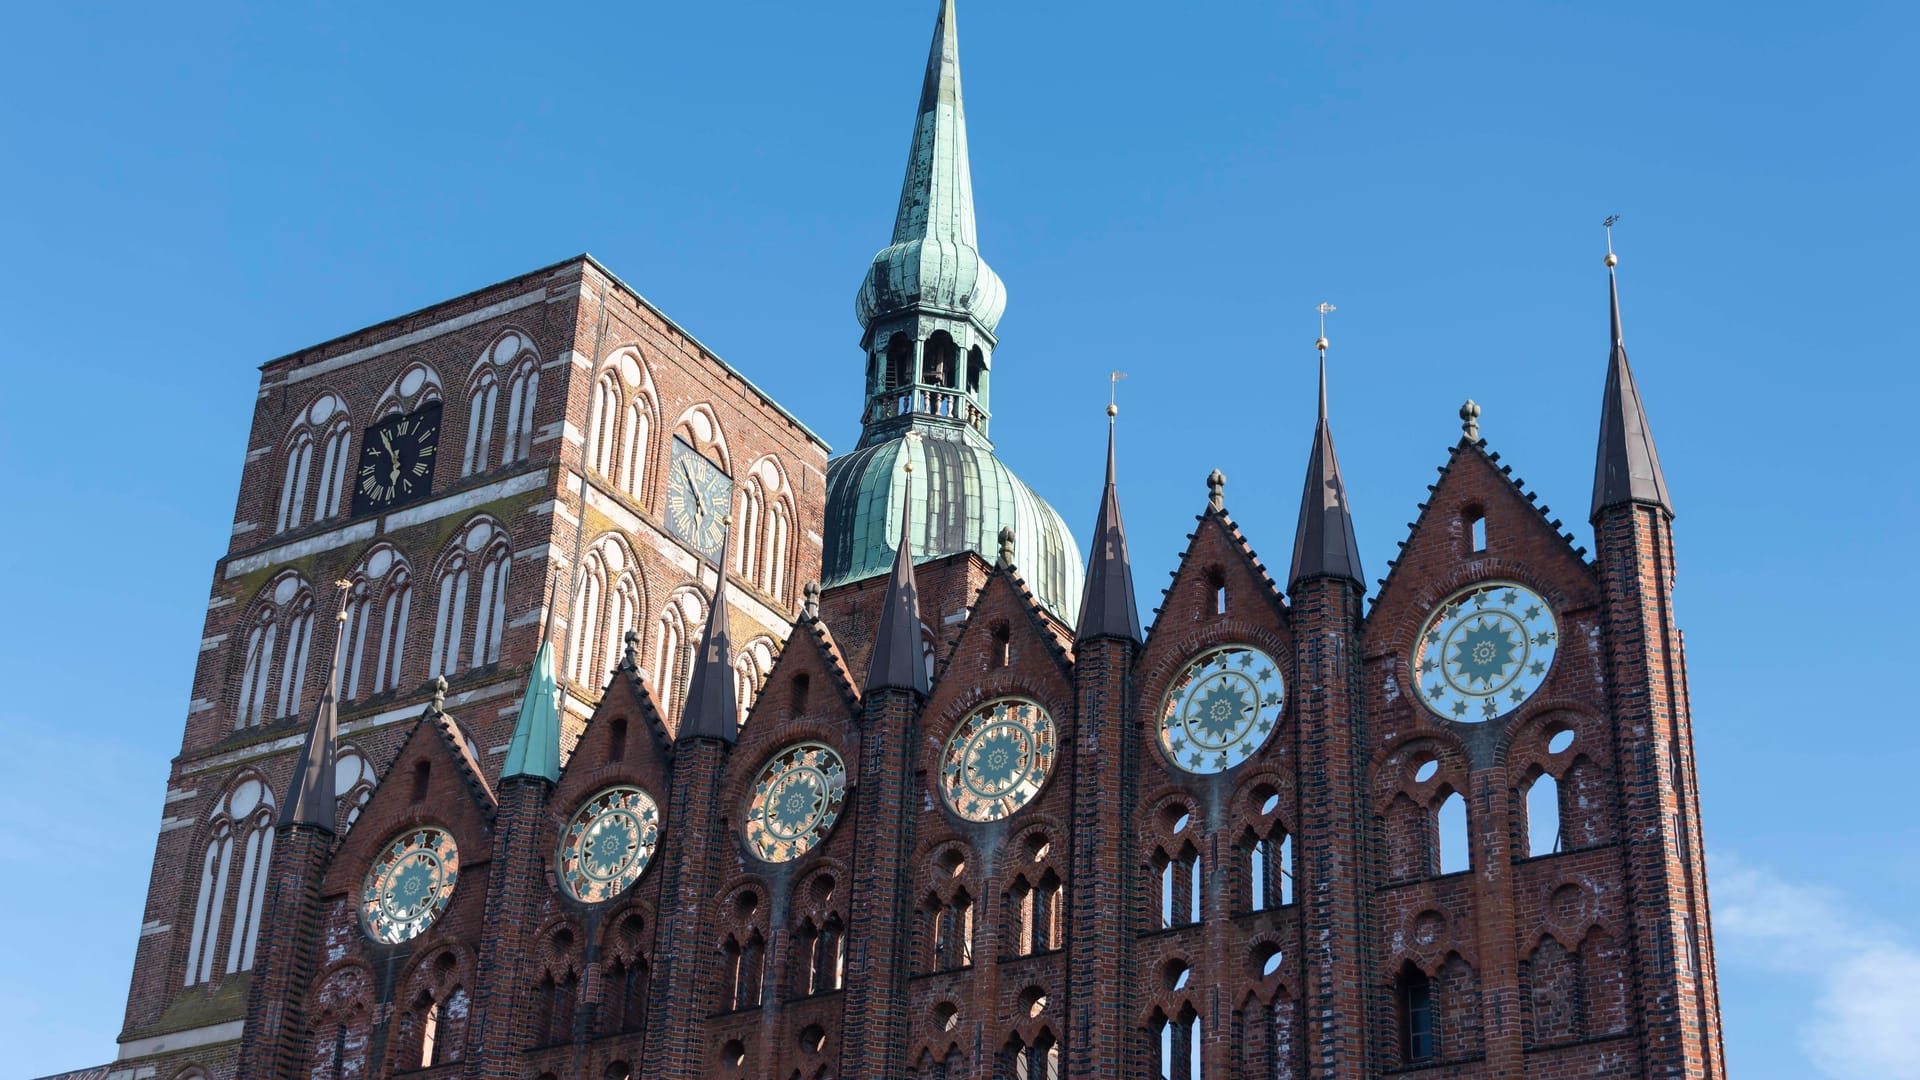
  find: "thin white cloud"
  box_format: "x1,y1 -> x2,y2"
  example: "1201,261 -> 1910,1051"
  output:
1714,852 -> 1920,1079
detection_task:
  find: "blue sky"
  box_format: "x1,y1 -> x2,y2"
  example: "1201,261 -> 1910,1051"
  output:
1,2 -> 1915,1076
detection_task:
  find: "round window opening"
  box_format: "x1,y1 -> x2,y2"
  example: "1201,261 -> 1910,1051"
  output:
940,698 -> 1058,822
361,826 -> 459,945
1157,644 -> 1284,774
745,742 -> 849,863
557,785 -> 661,903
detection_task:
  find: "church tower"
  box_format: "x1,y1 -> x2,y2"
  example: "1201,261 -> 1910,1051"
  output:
822,0 -> 1083,626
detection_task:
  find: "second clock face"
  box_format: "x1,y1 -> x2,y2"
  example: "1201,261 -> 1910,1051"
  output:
666,437 -> 733,562
1158,645 -> 1285,774
351,403 -> 441,517
1411,580 -> 1559,723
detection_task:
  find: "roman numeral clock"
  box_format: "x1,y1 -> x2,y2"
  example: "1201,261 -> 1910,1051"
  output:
351,403 -> 442,517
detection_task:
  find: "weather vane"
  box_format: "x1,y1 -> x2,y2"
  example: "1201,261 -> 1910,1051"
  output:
1603,215 -> 1620,266
1108,371 -> 1127,417
1316,302 -> 1336,353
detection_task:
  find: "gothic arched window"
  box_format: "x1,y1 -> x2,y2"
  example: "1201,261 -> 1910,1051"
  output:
620,398 -> 651,500
504,357 -> 540,465
587,372 -> 622,479
655,588 -> 707,724
430,516 -> 511,680
343,546 -> 411,700
235,572 -> 315,727
462,367 -> 499,477
183,774 -> 276,985
275,393 -> 348,532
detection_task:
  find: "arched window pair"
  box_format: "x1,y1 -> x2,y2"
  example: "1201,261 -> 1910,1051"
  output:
340,546 -> 412,701
567,538 -> 643,688
1004,1031 -> 1060,1079
586,351 -> 656,503
735,472 -> 794,603
276,392 -> 353,534
461,329 -> 541,477
655,588 -> 708,724
734,637 -> 777,728
1153,1006 -> 1202,1079
792,915 -> 846,997
723,930 -> 767,1011
428,517 -> 512,680
236,572 -> 317,727
182,776 -> 276,985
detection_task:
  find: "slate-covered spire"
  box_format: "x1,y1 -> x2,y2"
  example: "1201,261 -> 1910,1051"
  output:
1289,344 -> 1364,590
1077,408 -> 1141,642
280,583 -> 351,830
501,637 -> 561,783
678,521 -> 741,742
855,0 -> 1006,338
1591,251 -> 1673,519
867,467 -> 930,695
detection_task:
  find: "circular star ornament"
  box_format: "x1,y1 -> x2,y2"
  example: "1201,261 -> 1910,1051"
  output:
361,826 -> 460,945
941,698 -> 1057,823
745,742 -> 848,863
1411,581 -> 1559,723
557,786 -> 661,903
1158,644 -> 1285,774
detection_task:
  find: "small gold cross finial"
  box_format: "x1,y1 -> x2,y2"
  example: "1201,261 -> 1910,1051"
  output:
1316,302 -> 1336,352
1108,371 -> 1127,417
1603,215 -> 1620,267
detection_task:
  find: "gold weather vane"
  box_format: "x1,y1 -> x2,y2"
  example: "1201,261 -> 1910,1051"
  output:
1108,371 -> 1127,417
1316,302 -> 1336,353
1603,215 -> 1621,267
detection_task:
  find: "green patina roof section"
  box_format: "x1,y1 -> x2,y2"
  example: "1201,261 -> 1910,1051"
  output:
823,426 -> 1083,621
502,638 -> 561,782
855,0 -> 1006,335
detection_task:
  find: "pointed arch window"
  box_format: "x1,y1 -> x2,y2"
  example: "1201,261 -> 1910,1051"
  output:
471,539 -> 511,669
225,805 -> 275,974
277,428 -> 315,533
569,551 -> 607,686
236,573 -> 316,728
738,480 -> 765,583
619,398 -> 651,500
587,372 -> 622,479
430,549 -> 470,681
766,499 -> 792,601
275,393 -> 352,534
656,589 -> 707,724
607,572 -> 640,680
734,637 -> 776,728
462,367 -> 500,477
314,417 -> 352,522
430,517 -> 510,680
504,358 -> 540,465
343,548 -> 412,700
184,776 -> 275,984
183,819 -> 232,985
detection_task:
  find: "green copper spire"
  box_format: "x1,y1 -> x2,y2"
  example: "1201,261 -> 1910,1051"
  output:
502,638 -> 561,783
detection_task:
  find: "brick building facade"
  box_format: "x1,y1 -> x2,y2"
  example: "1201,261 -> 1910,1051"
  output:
83,2 -> 1723,1077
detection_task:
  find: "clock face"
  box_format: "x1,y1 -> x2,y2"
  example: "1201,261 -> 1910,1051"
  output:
1411,581 -> 1559,723
351,403 -> 442,517
744,742 -> 848,863
1158,645 -> 1285,774
361,826 -> 459,945
940,698 -> 1057,823
666,437 -> 733,561
557,786 -> 661,903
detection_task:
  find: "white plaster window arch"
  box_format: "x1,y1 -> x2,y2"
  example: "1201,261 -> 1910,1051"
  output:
607,348 -> 658,503
236,571 -> 316,728
343,544 -> 414,700
335,745 -> 379,833
374,360 -> 445,419
733,636 -> 778,728
654,586 -> 709,724
742,456 -> 795,604
183,772 -> 277,985
464,328 -> 543,475
673,403 -> 732,474
429,515 -> 512,679
276,391 -> 352,533
566,534 -> 644,687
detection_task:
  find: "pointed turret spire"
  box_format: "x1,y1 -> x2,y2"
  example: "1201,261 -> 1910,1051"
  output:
1591,241 -> 1673,519
280,582 -> 352,830
867,462 -> 930,695
678,521 -> 741,743
1077,403 -> 1141,642
501,637 -> 562,783
1289,329 -> 1364,591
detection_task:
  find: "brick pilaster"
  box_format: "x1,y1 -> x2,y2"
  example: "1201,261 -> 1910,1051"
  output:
839,686 -> 921,1077
1292,577 -> 1368,1080
1065,634 -> 1138,1077
467,775 -> 552,1078
235,825 -> 333,1079
1595,505 -> 1724,1078
642,737 -> 729,1078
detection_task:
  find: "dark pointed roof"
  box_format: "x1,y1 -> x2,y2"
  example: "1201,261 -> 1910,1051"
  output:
280,591 -> 350,830
1289,354 -> 1364,590
1592,261 -> 1673,519
1076,416 -> 1141,642
677,528 -> 741,743
867,471 -> 931,695
501,637 -> 561,783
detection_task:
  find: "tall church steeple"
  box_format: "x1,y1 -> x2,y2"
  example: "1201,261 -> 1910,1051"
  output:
1590,246 -> 1672,519
854,0 -> 1006,448
1289,332 -> 1364,591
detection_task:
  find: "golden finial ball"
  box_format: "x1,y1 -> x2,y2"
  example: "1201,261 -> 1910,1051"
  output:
1316,336 -> 1329,352
1106,403 -> 1117,417
1604,252 -> 1618,268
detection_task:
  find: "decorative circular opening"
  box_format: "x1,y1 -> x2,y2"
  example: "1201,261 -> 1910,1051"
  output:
1164,804 -> 1192,834
1253,943 -> 1284,978
1254,784 -> 1281,817
1018,985 -> 1050,1019
720,1039 -> 746,1069
1413,758 -> 1439,784
936,848 -> 967,878
1164,959 -> 1192,991
1410,580 -> 1560,723
799,1023 -> 827,1054
1026,834 -> 1052,862
1157,644 -> 1286,774
932,1001 -> 960,1032
1547,728 -> 1576,754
